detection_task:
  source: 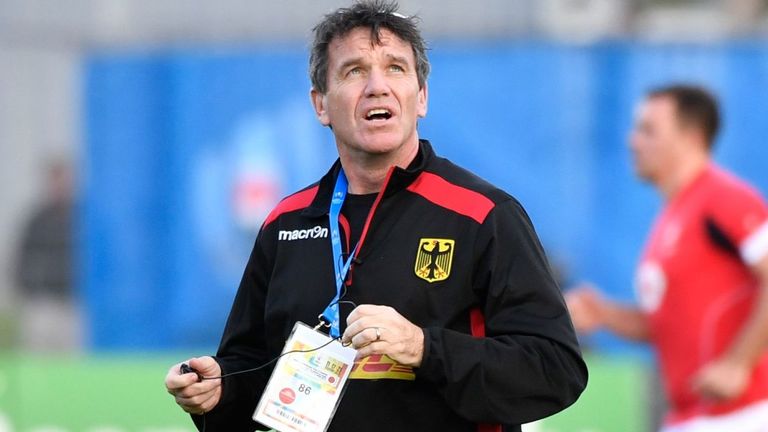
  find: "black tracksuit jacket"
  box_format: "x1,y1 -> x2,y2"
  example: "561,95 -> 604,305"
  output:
194,140 -> 587,431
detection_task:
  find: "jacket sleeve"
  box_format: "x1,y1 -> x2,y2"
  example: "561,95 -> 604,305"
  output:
415,198 -> 588,425
191,228 -> 274,431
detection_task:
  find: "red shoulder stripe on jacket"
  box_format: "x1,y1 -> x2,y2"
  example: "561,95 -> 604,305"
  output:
263,186 -> 319,227
406,172 -> 495,224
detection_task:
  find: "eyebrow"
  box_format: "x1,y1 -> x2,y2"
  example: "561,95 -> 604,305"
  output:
337,57 -> 365,74
336,53 -> 411,73
385,53 -> 410,65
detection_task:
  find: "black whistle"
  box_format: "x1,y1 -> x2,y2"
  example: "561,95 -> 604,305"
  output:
180,363 -> 203,382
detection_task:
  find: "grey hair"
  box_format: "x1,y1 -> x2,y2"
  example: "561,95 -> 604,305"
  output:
309,0 -> 430,94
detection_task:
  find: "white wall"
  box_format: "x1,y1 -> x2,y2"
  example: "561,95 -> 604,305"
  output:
0,44 -> 80,311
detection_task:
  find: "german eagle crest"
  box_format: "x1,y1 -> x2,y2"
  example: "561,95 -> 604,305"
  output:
414,238 -> 455,283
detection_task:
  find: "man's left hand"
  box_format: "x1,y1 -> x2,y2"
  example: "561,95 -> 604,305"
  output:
342,305 -> 424,367
691,357 -> 751,401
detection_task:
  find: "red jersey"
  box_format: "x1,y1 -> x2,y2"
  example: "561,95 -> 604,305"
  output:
636,163 -> 768,425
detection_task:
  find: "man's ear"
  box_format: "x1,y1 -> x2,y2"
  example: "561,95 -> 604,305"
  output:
310,88 -> 331,126
677,121 -> 708,154
689,127 -> 711,154
417,82 -> 428,118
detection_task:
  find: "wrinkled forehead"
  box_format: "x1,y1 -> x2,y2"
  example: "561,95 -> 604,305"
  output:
327,26 -> 415,63
635,96 -> 678,123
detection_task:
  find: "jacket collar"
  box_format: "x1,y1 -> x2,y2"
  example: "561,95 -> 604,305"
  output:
302,139 -> 435,218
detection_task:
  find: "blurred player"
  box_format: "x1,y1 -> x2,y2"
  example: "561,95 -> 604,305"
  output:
14,159 -> 80,352
568,85 -> 768,432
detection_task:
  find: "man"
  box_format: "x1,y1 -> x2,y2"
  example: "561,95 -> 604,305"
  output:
15,159 -> 80,352
165,2 -> 587,431
568,85 -> 768,431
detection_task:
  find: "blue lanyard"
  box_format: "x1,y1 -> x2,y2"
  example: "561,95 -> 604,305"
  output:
321,168 -> 358,338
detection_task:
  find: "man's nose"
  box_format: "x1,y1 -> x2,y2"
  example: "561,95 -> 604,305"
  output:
365,69 -> 390,97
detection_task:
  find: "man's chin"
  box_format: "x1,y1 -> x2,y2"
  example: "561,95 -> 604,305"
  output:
353,136 -> 407,155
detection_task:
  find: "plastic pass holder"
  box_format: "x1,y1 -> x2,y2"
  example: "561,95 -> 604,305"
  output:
253,322 -> 356,432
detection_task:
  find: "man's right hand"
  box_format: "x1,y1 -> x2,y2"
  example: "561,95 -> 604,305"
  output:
165,356 -> 222,415
565,283 -> 605,334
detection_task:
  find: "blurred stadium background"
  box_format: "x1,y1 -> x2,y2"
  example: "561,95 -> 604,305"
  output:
1,0 -> 768,431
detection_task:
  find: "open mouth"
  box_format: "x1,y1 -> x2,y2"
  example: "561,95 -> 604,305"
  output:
365,108 -> 392,121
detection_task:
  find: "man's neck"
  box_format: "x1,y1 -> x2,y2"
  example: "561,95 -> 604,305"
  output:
339,139 -> 420,195
657,151 -> 710,201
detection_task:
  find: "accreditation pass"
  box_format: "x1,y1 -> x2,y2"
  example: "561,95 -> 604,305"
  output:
253,322 -> 356,432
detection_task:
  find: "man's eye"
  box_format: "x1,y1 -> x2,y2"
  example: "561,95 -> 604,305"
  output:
347,67 -> 362,76
389,65 -> 404,72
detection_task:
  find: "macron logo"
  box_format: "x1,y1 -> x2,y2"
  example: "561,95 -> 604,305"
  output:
278,226 -> 329,241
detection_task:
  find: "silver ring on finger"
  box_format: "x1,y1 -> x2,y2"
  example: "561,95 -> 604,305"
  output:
374,327 -> 381,342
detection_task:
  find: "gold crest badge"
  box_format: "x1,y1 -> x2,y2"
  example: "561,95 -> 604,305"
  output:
414,238 -> 455,283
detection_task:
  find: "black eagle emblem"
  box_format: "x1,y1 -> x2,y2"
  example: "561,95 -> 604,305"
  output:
414,238 -> 455,283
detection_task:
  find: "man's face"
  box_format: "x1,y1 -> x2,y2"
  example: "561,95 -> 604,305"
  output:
629,96 -> 685,183
311,27 -> 427,158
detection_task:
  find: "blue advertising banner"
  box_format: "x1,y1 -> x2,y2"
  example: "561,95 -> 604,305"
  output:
83,42 -> 768,351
